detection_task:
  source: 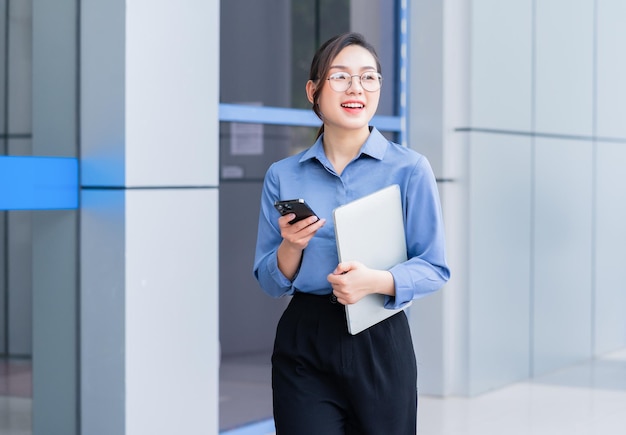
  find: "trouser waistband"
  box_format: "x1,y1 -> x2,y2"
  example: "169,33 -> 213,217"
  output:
293,291 -> 338,304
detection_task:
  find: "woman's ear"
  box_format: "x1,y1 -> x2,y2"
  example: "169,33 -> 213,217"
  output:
305,80 -> 316,104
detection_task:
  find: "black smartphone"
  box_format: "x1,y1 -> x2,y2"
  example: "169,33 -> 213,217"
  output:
274,199 -> 319,224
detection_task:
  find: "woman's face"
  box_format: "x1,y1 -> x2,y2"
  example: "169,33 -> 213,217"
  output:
307,45 -> 381,134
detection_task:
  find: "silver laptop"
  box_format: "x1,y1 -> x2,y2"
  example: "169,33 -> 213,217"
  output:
333,184 -> 411,335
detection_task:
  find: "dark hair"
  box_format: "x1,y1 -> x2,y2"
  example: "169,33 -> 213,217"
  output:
308,32 -> 382,138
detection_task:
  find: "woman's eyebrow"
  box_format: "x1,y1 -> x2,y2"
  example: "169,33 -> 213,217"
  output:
329,65 -> 377,71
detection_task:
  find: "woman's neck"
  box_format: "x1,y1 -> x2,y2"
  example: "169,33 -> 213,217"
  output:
322,126 -> 370,175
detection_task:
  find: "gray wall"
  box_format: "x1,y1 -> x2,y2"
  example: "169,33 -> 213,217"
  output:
410,0 -> 626,396
31,1 -> 80,433
0,0 -> 35,358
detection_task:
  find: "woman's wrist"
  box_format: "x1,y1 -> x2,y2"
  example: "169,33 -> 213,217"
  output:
277,241 -> 304,281
373,270 -> 396,297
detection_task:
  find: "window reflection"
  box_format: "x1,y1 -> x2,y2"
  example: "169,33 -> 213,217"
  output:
220,0 -> 396,116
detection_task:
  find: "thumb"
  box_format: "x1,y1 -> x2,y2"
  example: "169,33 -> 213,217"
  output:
334,261 -> 355,275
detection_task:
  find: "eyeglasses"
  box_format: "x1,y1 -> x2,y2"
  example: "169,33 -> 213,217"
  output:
326,71 -> 382,92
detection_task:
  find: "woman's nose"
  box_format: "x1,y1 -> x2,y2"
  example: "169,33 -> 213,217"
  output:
346,75 -> 364,93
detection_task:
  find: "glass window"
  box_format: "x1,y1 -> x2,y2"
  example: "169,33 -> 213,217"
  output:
219,123 -> 317,182
219,122 -> 398,183
220,0 -> 397,116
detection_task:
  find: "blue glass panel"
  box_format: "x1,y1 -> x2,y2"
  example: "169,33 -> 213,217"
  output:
0,156 -> 79,210
219,418 -> 275,435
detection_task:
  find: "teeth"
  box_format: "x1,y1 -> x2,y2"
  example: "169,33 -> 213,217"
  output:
342,103 -> 364,108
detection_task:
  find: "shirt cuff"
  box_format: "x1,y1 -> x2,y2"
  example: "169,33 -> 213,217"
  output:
386,267 -> 414,309
267,251 -> 296,293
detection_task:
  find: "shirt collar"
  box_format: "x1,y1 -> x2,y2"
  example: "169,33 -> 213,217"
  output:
299,126 -> 388,164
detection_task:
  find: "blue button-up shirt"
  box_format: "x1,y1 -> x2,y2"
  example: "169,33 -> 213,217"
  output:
253,127 -> 450,309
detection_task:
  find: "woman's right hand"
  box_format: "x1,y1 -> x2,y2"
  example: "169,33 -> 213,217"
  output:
278,214 -> 326,251
276,214 -> 326,280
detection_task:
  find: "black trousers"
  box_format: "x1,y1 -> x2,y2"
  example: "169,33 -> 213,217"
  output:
272,292 -> 417,435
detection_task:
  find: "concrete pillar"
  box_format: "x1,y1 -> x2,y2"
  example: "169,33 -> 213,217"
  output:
80,1 -> 220,434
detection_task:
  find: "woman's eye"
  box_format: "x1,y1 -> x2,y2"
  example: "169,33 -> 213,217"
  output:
330,73 -> 349,81
362,72 -> 378,81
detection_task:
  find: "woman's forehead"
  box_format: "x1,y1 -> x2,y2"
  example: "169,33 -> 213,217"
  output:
330,45 -> 377,69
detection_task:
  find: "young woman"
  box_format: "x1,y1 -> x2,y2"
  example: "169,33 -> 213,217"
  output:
253,32 -> 450,434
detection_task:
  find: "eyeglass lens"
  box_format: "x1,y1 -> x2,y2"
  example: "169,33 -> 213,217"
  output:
327,72 -> 382,92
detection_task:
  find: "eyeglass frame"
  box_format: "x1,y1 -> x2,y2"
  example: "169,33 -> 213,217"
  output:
324,71 -> 383,93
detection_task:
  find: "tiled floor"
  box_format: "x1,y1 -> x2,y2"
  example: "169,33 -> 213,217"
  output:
417,384 -> 626,435
220,351 -> 273,431
2,349 -> 626,435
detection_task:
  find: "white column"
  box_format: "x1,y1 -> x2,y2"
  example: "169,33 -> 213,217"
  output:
80,1 -> 220,434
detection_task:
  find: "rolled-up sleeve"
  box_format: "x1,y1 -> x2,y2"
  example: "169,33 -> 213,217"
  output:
253,164 -> 297,298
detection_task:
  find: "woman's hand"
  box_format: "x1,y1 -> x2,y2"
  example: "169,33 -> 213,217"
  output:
277,214 -> 326,280
279,214 -> 325,250
327,261 -> 395,305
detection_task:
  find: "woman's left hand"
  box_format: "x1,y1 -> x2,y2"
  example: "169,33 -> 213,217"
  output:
327,261 -> 395,305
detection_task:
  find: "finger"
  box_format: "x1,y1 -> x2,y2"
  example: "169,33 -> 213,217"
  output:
292,215 -> 323,230
291,218 -> 326,240
278,213 -> 296,227
344,260 -> 362,270
334,262 -> 354,275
